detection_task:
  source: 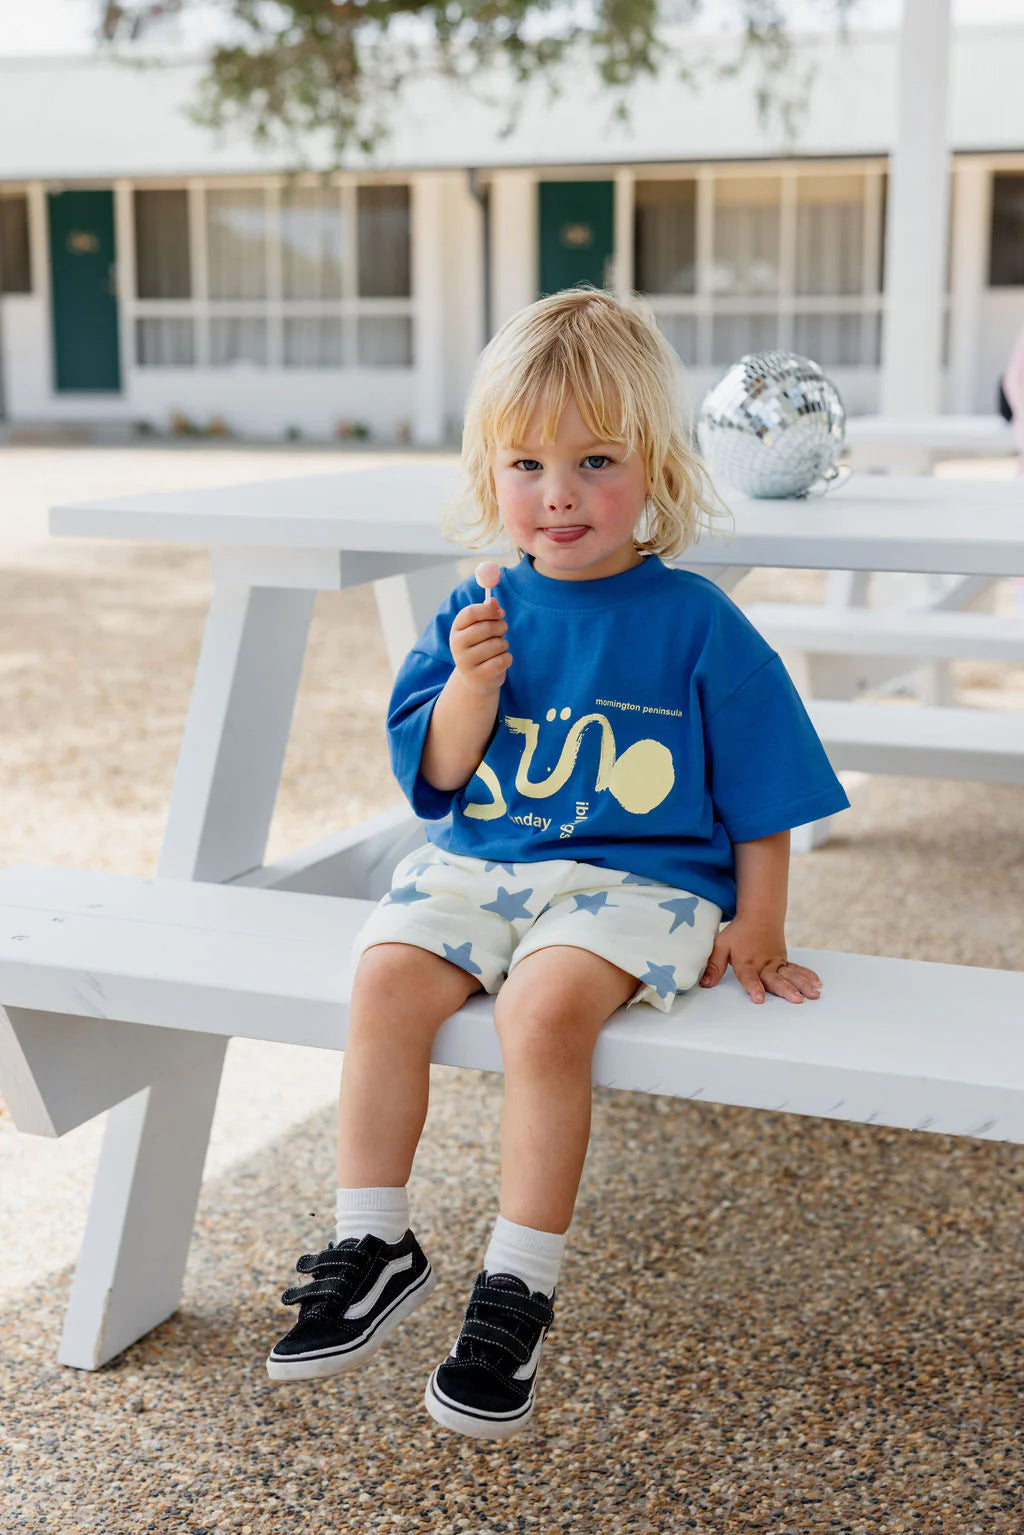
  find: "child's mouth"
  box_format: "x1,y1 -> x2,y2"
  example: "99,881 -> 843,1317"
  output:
542,526 -> 588,543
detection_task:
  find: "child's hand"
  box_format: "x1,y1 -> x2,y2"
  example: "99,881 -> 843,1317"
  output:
699,918 -> 822,1005
450,594 -> 512,696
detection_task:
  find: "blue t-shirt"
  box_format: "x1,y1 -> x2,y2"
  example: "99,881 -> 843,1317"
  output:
386,552 -> 850,920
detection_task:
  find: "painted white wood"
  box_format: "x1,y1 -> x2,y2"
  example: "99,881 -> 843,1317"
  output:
48,556 -> 317,1368
490,172 -> 536,328
411,174 -> 446,448
879,0 -> 952,416
742,604 -> 1024,662
158,583 -> 313,885
3,868 -> 1024,1148
372,560 -> 471,679
207,545 -> 456,594
228,802 -> 431,902
0,1006 -> 223,1138
805,698 -> 1024,785
58,1049 -> 225,1370
949,166 -> 995,415
48,470 -> 1024,577
843,414 -> 1014,470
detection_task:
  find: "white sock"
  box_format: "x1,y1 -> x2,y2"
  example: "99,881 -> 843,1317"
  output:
483,1214 -> 567,1297
335,1185 -> 409,1246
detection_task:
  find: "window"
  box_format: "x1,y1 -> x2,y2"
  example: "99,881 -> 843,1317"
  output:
795,175 -> 864,296
1,194 -> 31,293
135,190 -> 191,298
284,317 -> 344,367
281,186 -> 344,300
990,174 -> 1024,287
634,180 -> 696,295
129,180 -> 415,371
357,185 -> 411,298
206,189 -> 267,300
712,176 -> 781,296
136,317 -> 194,366
638,168 -> 890,370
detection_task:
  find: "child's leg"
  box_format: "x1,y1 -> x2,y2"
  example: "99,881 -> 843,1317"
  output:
337,941 -> 484,1189
489,945 -> 639,1266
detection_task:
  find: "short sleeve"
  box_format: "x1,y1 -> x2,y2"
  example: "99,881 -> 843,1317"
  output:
705,654 -> 852,842
386,641 -> 462,822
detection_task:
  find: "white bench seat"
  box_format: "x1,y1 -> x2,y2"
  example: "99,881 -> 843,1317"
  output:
742,602 -> 1024,663
802,698 -> 1024,785
3,864 -> 1024,1145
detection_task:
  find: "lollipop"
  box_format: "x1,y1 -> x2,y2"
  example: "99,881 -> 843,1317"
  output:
475,560 -> 502,613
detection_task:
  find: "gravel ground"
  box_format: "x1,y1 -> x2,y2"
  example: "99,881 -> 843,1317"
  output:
1,446 -> 1023,1533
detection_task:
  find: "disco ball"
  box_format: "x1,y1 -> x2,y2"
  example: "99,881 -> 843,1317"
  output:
697,351 -> 848,499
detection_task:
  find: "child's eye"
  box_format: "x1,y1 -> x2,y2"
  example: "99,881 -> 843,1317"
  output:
512,458 -> 542,472
583,454 -> 611,469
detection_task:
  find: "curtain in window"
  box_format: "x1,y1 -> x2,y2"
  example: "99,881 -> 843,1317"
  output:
136,317 -> 195,366
793,313 -> 863,366
207,190 -> 267,300
990,174 -> 1024,286
357,186 -> 411,298
0,195 -> 31,293
210,316 -> 267,365
284,318 -> 344,367
357,316 -> 412,366
712,179 -> 781,296
281,187 -> 344,300
135,190 -> 191,299
634,181 -> 696,295
711,313 -> 777,365
795,176 -> 865,296
654,313 -> 698,364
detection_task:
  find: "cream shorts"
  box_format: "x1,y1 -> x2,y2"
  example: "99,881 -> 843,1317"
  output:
349,842 -> 723,1014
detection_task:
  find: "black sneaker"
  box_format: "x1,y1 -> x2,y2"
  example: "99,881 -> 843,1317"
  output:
266,1228 -> 435,1381
424,1270 -> 556,1439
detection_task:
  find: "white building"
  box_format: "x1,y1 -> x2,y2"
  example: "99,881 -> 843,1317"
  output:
1,20 -> 1022,445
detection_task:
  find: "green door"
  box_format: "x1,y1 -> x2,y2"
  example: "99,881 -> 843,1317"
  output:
48,190 -> 121,392
538,181 -> 615,297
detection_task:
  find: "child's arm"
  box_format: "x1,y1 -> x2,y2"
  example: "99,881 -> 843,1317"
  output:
733,828 -> 790,929
420,671 -> 500,792
699,829 -> 824,1006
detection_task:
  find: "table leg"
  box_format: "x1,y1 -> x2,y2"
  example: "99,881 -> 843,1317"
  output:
58,582 -> 314,1369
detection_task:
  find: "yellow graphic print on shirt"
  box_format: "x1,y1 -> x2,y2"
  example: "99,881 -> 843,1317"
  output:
462,707 -> 676,823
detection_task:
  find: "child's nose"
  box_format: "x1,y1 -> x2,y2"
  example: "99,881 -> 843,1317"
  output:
545,484 -> 578,513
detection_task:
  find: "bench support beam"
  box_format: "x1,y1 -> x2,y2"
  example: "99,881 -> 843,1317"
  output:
58,1040 -> 227,1370
0,1005 -> 224,1138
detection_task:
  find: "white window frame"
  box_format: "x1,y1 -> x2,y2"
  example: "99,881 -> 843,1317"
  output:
628,158 -> 927,369
126,173 -> 415,370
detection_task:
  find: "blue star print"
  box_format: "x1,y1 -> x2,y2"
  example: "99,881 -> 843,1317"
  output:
481,886 -> 536,920
385,880 -> 432,906
635,961 -> 678,1002
443,940 -> 483,976
659,896 -> 701,932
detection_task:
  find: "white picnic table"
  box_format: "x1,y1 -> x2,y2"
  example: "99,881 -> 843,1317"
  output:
842,413 -> 1017,474
50,463 -> 1024,872
20,463 -> 1021,1369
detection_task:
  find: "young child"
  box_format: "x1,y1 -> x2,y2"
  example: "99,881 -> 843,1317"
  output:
266,287 -> 851,1440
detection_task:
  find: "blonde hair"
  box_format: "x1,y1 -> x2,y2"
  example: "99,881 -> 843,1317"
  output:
441,285 -> 735,561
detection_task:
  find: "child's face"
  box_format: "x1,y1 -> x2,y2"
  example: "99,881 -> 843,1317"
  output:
492,395 -> 647,581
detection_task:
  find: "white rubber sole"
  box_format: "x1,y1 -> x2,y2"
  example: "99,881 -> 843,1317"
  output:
266,1263 -> 435,1382
423,1366 -> 536,1440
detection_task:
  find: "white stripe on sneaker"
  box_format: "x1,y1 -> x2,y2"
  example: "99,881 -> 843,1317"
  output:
345,1252 -> 413,1319
513,1329 -> 546,1381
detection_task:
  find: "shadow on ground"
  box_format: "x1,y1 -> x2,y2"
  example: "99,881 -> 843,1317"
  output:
3,1059 -> 1024,1534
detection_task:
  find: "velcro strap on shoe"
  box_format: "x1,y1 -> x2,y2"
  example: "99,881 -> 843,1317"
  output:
281,1275 -> 358,1308
296,1250 -> 364,1276
470,1281 -> 554,1329
461,1318 -> 532,1368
